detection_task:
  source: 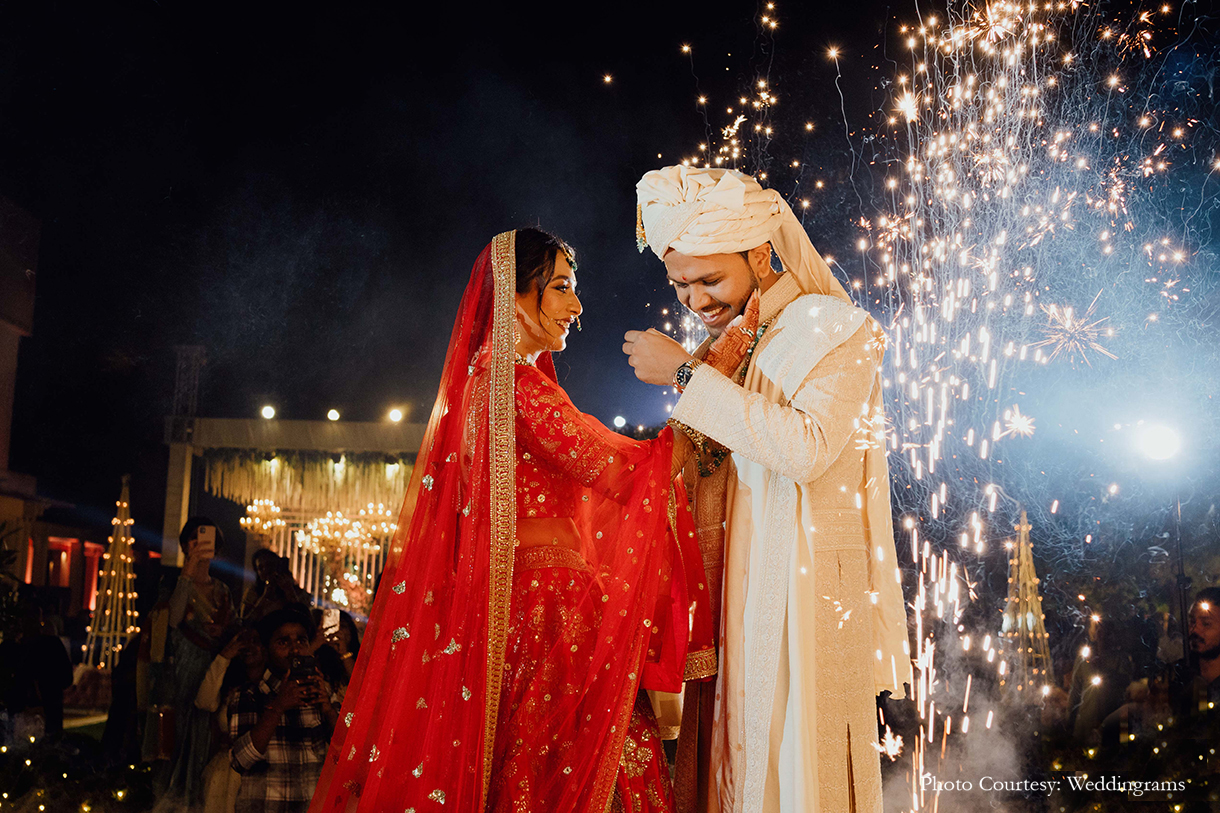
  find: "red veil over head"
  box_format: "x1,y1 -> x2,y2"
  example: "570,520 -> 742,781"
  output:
309,232 -> 712,812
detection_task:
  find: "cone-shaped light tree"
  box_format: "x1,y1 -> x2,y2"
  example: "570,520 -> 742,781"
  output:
999,510 -> 1054,700
83,476 -> 140,669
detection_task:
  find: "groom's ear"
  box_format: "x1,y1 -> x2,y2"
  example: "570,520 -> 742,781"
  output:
746,243 -> 775,280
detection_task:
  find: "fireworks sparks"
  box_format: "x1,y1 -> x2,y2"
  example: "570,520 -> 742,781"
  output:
660,3 -> 1213,803
1000,405 -> 1036,438
875,726 -> 905,760
840,0 -> 1211,805
896,91 -> 919,122
1032,293 -> 1117,366
979,3 -> 1019,42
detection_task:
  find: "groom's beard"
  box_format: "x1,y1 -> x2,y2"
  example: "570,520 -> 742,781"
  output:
698,272 -> 759,338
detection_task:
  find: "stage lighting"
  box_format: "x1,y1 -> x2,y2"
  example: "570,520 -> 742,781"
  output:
261,405 -> 276,419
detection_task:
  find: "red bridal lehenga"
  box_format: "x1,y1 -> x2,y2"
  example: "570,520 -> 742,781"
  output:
308,231 -> 714,813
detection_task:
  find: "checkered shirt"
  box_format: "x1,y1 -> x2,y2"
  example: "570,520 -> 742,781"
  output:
230,669 -> 331,813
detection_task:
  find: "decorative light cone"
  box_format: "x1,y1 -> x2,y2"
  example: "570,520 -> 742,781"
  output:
999,510 -> 1054,701
83,475 -> 139,670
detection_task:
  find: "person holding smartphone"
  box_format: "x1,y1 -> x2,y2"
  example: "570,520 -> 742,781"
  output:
163,517 -> 237,807
230,607 -> 337,813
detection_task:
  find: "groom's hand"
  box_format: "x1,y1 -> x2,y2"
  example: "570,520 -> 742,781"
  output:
623,329 -> 693,386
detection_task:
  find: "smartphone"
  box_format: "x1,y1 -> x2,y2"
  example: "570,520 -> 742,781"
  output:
195,525 -> 216,559
289,654 -> 317,680
321,609 -> 340,639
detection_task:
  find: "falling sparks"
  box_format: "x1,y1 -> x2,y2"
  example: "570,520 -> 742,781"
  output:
661,8 -> 1213,802
820,0 -> 1214,806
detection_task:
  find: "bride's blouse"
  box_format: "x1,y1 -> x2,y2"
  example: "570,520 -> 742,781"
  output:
513,365 -> 644,523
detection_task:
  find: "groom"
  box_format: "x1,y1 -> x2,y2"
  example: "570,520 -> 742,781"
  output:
624,166 -> 910,813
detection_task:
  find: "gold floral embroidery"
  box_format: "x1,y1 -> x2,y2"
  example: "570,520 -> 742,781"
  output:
391,627 -> 409,644
428,789 -> 446,804
514,545 -> 589,573
412,762 -> 423,778
620,732 -> 651,778
392,580 -> 406,594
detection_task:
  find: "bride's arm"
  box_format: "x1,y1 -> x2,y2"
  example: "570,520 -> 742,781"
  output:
670,426 -> 694,480
515,367 -> 663,502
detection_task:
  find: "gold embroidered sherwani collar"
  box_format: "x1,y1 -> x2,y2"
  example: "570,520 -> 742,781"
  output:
758,271 -> 802,328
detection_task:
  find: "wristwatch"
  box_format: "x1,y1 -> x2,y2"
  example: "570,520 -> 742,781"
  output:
673,359 -> 702,392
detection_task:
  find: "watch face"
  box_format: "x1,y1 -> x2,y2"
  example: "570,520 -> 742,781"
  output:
676,363 -> 693,388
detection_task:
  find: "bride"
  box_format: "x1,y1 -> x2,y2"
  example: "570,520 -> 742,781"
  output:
308,229 -> 714,812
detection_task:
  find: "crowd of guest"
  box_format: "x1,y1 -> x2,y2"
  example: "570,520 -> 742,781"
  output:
85,517 -> 360,813
0,513 -> 361,812
1045,587 -> 1220,745
1029,586 -> 1220,807
6,512 -> 1219,811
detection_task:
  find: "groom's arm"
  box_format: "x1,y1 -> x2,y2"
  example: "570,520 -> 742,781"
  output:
670,326 -> 875,484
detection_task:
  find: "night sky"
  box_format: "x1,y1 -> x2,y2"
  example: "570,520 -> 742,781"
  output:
1,1 -> 894,542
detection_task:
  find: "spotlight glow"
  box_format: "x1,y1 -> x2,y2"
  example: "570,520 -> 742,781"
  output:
388,408 -> 404,423
260,406 -> 276,420
1136,423 -> 1181,461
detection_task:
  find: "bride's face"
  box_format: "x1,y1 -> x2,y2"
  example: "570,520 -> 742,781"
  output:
515,254 -> 582,355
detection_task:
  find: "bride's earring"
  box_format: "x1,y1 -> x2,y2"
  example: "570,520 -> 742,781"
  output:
574,316 -> 582,332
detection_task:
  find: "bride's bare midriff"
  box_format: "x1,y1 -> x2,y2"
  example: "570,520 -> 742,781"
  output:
516,516 -> 581,550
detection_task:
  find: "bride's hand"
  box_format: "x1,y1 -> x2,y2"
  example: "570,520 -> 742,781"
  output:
703,291 -> 759,375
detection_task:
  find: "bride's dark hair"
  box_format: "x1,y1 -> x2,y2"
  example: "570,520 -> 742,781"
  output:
514,227 -> 576,301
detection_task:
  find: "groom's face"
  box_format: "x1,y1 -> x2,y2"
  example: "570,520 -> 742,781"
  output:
665,248 -> 762,338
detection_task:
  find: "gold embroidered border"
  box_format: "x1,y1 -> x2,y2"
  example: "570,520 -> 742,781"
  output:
683,647 -> 718,681
482,230 -> 518,803
591,638 -> 646,811
514,545 -> 589,573
739,480 -> 799,812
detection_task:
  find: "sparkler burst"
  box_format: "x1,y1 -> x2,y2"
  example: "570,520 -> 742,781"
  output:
1001,404 -> 1036,438
1031,293 -> 1117,366
874,726 -> 905,760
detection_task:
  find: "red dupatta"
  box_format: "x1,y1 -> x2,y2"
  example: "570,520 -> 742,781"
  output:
308,231 -> 712,813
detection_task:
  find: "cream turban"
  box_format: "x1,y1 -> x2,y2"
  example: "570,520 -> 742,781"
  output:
636,165 -> 850,303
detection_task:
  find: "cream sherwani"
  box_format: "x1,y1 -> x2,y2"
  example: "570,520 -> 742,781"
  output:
671,272 -> 909,813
